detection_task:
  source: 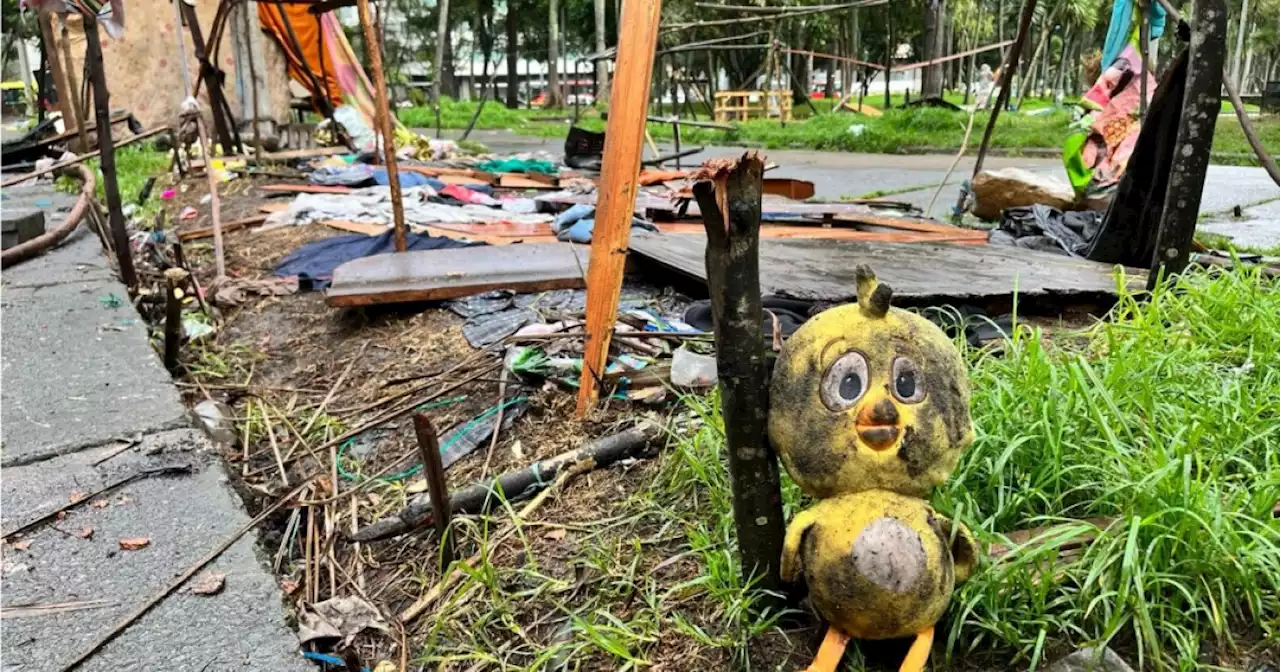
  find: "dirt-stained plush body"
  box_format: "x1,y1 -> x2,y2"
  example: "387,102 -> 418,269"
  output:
770,265 -> 977,672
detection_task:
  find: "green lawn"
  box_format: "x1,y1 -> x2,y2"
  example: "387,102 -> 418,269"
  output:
400,96 -> 1277,166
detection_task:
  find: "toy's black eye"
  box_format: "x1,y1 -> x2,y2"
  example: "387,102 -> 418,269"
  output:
821,351 -> 869,411
892,357 -> 925,403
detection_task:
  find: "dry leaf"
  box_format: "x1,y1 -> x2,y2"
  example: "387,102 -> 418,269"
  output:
75,527 -> 94,540
543,527 -> 567,541
280,578 -> 300,594
68,491 -> 87,504
404,479 -> 427,495
118,537 -> 150,551
116,494 -> 135,505
90,499 -> 109,509
11,540 -> 31,551
191,572 -> 226,595
511,440 -> 525,460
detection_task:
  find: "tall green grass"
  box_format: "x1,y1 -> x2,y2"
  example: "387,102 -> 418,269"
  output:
936,267 -> 1280,669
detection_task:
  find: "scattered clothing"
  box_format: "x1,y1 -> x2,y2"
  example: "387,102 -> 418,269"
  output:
208,276 -> 299,308
264,186 -> 554,228
684,296 -> 813,345
990,204 -> 1104,256
440,184 -> 499,206
551,204 -> 655,244
310,164 -> 440,189
275,229 -> 480,290
477,158 -> 558,175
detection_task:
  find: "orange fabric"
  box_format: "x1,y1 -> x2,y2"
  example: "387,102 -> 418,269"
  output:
258,2 -> 342,109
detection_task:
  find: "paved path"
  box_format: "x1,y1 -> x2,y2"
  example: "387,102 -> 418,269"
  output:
452,129 -> 1280,236
1,185 -> 308,671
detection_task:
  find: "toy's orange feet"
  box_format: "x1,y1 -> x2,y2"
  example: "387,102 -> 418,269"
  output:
802,627 -> 850,672
899,626 -> 935,672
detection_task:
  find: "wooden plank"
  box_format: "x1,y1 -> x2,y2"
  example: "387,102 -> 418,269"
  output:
326,244 -> 590,307
178,214 -> 268,241
762,178 -> 815,200
321,219 -> 558,246
260,184 -> 354,195
628,231 -> 1146,303
832,213 -> 989,238
656,222 -> 985,243
497,173 -> 559,189
189,146 -> 348,169
438,174 -> 493,187
576,0 -> 663,415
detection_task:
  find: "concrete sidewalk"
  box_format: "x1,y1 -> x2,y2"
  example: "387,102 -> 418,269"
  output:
1,185 -> 308,671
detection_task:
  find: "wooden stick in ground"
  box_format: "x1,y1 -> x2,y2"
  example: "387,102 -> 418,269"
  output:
163,268 -> 189,372
412,414 -> 455,569
0,127 -> 169,189
970,0 -> 1037,178
262,404 -> 290,487
60,479 -> 314,672
81,16 -> 137,290
692,153 -> 786,610
480,367 -> 509,477
355,0 -> 407,252
575,0 -> 663,415
194,116 -> 227,280
399,459 -> 595,623
925,102 -> 979,218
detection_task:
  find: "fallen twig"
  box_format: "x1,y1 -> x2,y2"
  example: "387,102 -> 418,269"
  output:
349,425 -> 658,543
480,368 -> 510,478
399,459 -> 597,623
303,342 -> 368,437
313,363 -> 498,457
60,478 -> 315,671
3,464 -> 192,541
1,599 -> 114,620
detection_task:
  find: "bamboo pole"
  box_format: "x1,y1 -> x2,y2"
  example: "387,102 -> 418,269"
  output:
356,0 -> 407,252
575,0 -> 663,415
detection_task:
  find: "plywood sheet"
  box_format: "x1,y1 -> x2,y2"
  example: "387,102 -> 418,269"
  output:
326,243 -> 590,306
628,231 -> 1145,303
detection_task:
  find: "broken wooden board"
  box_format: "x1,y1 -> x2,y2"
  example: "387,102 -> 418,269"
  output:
496,173 -> 559,189
654,222 -> 985,244
189,146 -> 349,169
321,219 -> 558,246
178,214 -> 267,241
437,174 -> 492,187
762,178 -> 816,200
628,231 -> 1146,303
326,243 -> 590,306
260,184 -> 353,195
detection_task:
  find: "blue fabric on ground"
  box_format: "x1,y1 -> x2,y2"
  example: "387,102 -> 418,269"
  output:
274,230 -> 481,291
369,168 -> 436,189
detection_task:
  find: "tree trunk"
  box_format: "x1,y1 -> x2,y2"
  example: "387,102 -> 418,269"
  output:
922,0 -> 943,96
1053,27 -> 1072,98
884,5 -> 893,107
506,1 -> 519,108
824,45 -> 837,98
547,0 -> 563,107
964,33 -> 975,104
594,0 -> 609,101
1241,20 -> 1255,91
1014,1 -> 1060,110
945,7 -> 956,91
1231,0 -> 1249,82
433,0 -> 450,104
692,154 -> 788,611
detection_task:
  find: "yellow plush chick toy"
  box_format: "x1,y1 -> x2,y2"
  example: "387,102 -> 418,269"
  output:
769,266 -> 975,499
769,265 -> 977,672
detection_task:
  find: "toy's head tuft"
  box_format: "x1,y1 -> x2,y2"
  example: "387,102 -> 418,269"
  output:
769,267 -> 974,498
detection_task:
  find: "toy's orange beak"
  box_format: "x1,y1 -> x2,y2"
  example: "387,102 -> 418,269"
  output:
856,397 -> 901,451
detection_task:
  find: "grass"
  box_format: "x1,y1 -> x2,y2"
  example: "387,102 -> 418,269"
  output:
399,95 -> 1277,166
933,266 -> 1280,668
55,144 -> 172,222
414,266 -> 1279,670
